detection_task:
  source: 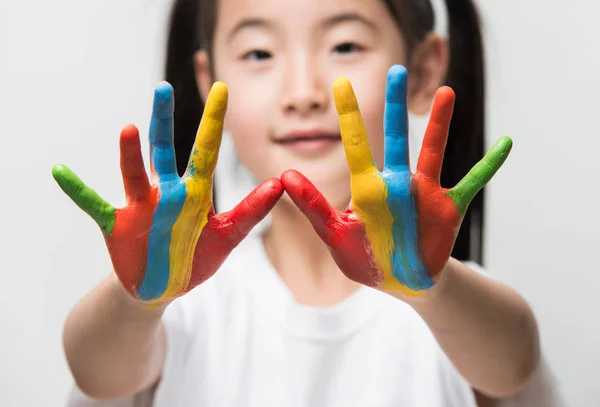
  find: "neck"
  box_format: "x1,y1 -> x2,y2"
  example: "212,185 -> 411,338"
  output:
263,199 -> 359,307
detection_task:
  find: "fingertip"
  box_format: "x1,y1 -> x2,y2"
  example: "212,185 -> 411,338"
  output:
499,135 -> 513,149
437,86 -> 455,99
204,81 -> 228,118
334,76 -> 351,89
333,77 -> 359,114
51,164 -> 79,191
388,64 -> 408,79
120,124 -> 140,141
155,81 -> 174,98
430,87 -> 456,120
120,125 -> 144,165
51,163 -> 67,180
437,86 -> 455,103
492,136 -> 513,157
265,177 -> 285,197
280,170 -> 317,194
386,65 -> 408,102
52,163 -> 76,180
280,169 -> 303,185
210,81 -> 228,96
121,123 -> 139,133
153,82 -> 174,118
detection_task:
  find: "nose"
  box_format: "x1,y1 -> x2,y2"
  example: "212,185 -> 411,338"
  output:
280,56 -> 328,116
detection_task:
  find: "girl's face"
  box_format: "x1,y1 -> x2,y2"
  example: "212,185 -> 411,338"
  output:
197,0 -> 446,209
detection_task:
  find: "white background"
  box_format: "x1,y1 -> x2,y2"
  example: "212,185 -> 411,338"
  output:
0,0 -> 598,406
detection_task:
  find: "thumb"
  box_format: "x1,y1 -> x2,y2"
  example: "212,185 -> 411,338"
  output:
215,178 -> 284,244
280,170 -> 339,244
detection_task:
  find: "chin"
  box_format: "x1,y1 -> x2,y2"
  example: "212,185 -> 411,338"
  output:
296,166 -> 352,211
321,184 -> 352,211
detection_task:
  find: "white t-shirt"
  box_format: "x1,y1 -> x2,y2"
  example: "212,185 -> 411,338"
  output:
67,235 -> 566,407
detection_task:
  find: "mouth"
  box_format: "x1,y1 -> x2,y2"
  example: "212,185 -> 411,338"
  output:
273,129 -> 342,154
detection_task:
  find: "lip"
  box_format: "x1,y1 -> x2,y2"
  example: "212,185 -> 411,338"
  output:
273,129 -> 342,154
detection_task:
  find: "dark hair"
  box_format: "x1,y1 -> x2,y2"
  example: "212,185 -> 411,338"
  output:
164,0 -> 485,264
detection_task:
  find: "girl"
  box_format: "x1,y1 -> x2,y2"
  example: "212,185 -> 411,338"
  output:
58,0 -> 563,405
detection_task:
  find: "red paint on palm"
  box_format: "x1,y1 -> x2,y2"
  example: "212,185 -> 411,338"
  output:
412,176 -> 461,276
280,170 -> 381,287
106,197 -> 158,294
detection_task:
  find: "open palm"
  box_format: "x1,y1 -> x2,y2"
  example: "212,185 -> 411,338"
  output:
53,82 -> 282,303
282,65 -> 511,297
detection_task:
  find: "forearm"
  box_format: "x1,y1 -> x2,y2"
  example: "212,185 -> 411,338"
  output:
63,274 -> 167,399
404,258 -> 540,398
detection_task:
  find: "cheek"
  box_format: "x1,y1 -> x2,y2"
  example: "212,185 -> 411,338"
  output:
224,81 -> 270,135
363,98 -> 386,170
220,79 -> 275,179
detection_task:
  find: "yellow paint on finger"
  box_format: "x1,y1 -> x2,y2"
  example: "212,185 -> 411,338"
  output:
188,82 -> 228,178
334,78 -> 377,176
158,82 -> 227,300
335,77 -> 423,297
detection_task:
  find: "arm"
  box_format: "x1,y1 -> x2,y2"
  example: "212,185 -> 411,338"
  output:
54,82 -> 283,399
63,274 -> 167,399
407,259 -> 540,398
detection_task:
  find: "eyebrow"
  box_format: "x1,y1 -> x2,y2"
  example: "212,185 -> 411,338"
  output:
227,12 -> 377,43
227,18 -> 272,43
320,12 -> 378,31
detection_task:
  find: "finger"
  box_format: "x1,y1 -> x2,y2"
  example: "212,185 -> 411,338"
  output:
52,164 -> 117,235
383,65 -> 410,172
120,124 -> 151,201
217,177 -> 284,242
149,82 -> 177,177
334,77 -> 377,176
186,82 -> 227,180
416,86 -> 455,182
280,170 -> 338,242
448,136 -> 513,215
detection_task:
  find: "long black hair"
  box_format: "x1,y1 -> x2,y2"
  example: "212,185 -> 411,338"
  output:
164,0 -> 485,264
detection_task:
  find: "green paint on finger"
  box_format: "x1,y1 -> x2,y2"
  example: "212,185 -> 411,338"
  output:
447,136 -> 513,215
52,164 -> 117,235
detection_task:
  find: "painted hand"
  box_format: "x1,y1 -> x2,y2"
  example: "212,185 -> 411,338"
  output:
282,65 -> 512,297
53,82 -> 283,303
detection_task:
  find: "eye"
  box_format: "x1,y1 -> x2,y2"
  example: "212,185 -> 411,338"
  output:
243,50 -> 273,61
333,42 -> 364,54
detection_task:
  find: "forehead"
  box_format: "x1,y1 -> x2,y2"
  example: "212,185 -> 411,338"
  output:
215,0 -> 393,30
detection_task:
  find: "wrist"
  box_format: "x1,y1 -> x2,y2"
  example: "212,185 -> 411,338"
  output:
110,274 -> 171,318
387,258 -> 456,310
